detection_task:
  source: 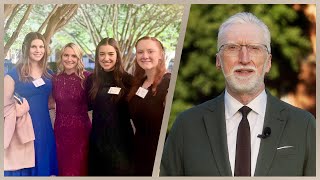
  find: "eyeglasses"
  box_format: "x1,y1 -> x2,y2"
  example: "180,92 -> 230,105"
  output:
219,43 -> 269,57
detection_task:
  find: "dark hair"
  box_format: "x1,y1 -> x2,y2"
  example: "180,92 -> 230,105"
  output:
127,36 -> 166,101
89,37 -> 126,102
16,32 -> 51,82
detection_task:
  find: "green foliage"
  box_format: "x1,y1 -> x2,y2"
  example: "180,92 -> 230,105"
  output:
48,62 -> 57,73
5,4 -> 183,66
64,4 -> 183,53
168,4 -> 312,132
167,99 -> 193,131
5,5 -> 56,51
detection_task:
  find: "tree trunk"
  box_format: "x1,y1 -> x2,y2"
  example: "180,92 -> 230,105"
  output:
4,5 -> 23,32
4,5 -> 33,55
43,4 -> 79,53
38,5 -> 59,33
4,4 -> 19,19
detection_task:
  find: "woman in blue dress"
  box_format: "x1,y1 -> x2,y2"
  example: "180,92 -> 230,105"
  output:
4,32 -> 58,176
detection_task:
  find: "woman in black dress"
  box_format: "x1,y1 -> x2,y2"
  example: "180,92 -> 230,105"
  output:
85,38 -> 134,175
128,36 -> 171,176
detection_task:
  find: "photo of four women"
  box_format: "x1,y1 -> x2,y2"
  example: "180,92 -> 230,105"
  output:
4,32 -> 171,176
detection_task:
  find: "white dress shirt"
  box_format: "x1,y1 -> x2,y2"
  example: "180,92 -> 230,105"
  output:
224,89 -> 267,176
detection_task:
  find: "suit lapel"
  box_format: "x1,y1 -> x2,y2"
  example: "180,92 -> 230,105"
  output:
203,93 -> 232,176
254,91 -> 287,176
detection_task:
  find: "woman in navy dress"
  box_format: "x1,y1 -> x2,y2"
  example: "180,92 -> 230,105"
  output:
128,36 -> 171,176
52,43 -> 91,176
4,32 -> 58,176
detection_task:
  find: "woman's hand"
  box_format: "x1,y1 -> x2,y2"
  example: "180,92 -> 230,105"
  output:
15,98 -> 30,117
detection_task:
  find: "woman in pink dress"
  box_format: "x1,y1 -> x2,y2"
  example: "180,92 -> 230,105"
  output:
52,43 -> 91,176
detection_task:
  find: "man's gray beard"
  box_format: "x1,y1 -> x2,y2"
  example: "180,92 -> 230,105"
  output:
224,72 -> 265,94
221,62 -> 267,94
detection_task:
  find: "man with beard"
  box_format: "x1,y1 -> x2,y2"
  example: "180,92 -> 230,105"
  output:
160,12 -> 315,176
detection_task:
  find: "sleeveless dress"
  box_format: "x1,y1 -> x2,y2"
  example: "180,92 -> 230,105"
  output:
4,67 -> 58,176
52,71 -> 91,176
85,71 -> 134,176
129,73 -> 171,176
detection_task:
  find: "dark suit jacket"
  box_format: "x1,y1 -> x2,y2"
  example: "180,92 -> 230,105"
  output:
160,90 -> 315,176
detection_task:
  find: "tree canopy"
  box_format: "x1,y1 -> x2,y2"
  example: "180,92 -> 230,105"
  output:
4,4 -> 184,71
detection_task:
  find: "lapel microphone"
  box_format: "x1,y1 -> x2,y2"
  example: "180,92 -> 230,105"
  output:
257,127 -> 271,139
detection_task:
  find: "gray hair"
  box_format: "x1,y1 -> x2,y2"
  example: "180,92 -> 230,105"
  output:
217,12 -> 271,53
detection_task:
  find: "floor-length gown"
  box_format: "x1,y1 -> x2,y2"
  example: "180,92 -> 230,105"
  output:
52,71 -> 91,176
129,73 -> 171,176
4,67 -> 58,176
85,71 -> 134,176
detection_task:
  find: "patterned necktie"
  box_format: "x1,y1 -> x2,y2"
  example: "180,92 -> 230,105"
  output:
234,106 -> 252,176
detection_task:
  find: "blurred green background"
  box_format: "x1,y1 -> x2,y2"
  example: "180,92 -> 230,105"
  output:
168,4 -> 316,132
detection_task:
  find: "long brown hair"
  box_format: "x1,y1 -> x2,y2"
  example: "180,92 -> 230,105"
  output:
57,42 -> 86,88
16,32 -> 51,82
89,37 -> 126,102
127,36 -> 167,101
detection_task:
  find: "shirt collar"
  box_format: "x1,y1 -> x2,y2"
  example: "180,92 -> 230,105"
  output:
224,89 -> 267,119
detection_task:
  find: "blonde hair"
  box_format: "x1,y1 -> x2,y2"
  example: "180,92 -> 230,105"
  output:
17,32 -> 51,82
57,43 -> 86,88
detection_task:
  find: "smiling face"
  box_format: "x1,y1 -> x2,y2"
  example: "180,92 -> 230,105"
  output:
29,39 -> 45,63
216,23 -> 272,94
136,39 -> 164,72
61,47 -> 79,73
98,44 -> 117,72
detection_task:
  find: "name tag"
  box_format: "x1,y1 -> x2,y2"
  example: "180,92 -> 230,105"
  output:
32,78 -> 45,87
135,87 -> 148,98
108,87 -> 121,95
